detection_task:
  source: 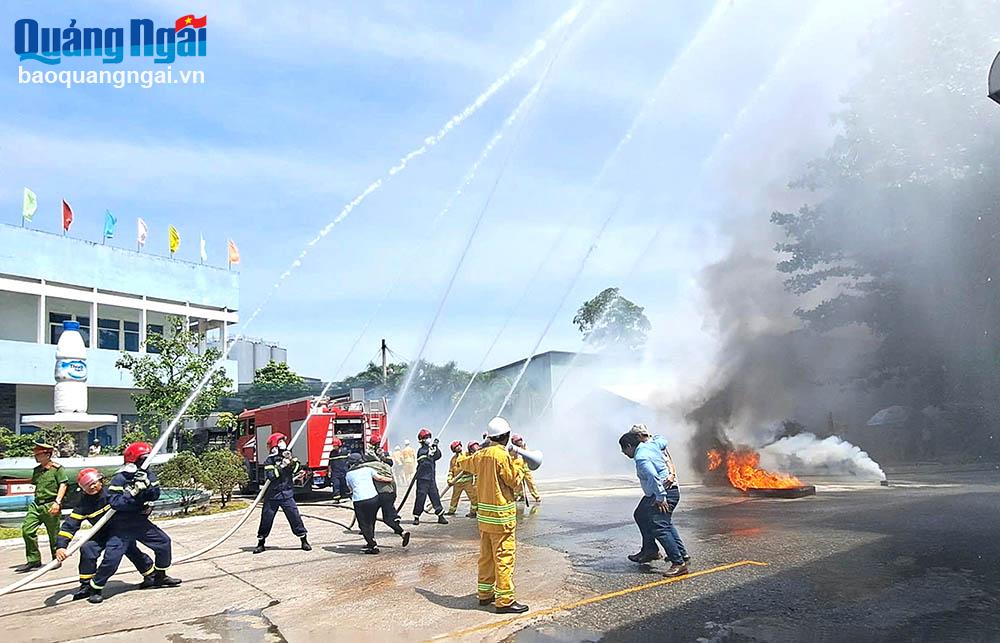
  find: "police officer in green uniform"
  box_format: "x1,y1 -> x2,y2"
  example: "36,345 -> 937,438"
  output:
17,441 -> 69,572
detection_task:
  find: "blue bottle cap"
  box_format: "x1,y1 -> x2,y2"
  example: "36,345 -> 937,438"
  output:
63,320 -> 80,331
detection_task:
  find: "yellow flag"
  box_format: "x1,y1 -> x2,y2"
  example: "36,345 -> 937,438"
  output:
168,225 -> 180,254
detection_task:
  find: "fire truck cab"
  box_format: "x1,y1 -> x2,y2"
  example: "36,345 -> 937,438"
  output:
236,389 -> 387,494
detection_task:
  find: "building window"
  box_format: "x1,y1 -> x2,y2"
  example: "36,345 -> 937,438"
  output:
147,324 -> 164,354
124,321 -> 140,352
49,312 -> 90,347
98,318 -> 121,350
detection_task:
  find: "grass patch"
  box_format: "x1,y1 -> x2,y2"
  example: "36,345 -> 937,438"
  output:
0,527 -> 24,540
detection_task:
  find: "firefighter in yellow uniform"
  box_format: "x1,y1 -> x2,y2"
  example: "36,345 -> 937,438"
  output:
446,441 -> 477,517
456,417 -> 529,614
511,434 -> 541,504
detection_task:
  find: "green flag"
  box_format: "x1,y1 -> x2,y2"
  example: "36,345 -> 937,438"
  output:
22,188 -> 37,222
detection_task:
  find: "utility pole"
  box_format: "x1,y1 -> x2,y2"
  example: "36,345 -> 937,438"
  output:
381,338 -> 388,385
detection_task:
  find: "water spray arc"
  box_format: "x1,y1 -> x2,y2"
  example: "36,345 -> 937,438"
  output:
435,5 -> 733,436
497,199 -> 621,415
540,1 -> 845,416
0,5 -> 588,599
383,8 -> 587,447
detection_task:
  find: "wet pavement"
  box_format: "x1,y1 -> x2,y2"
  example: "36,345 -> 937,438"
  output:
0,468 -> 996,642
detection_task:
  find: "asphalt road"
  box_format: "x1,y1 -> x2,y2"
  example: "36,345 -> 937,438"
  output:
0,469 -> 997,642
504,468 -> 1000,643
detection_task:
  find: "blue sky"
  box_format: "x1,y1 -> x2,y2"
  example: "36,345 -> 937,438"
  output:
1,1 -> 882,382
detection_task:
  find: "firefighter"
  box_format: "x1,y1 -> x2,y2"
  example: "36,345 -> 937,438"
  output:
511,434 -> 541,504
400,439 -> 417,486
358,453 -> 411,548
90,442 -> 180,604
255,433 -> 311,554
392,445 -> 405,486
329,437 -> 350,502
55,468 -> 155,601
412,428 -> 447,525
446,441 -> 477,518
455,417 -> 529,614
365,435 -> 393,465
16,441 -> 68,573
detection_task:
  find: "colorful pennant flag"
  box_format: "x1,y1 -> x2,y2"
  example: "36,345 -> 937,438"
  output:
22,188 -> 37,223
61,199 -> 73,233
227,239 -> 240,265
168,225 -> 180,254
137,217 -> 148,249
103,209 -> 117,240
199,233 -> 207,263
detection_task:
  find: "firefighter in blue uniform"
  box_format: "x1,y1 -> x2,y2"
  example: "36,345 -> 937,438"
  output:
89,442 -> 181,604
54,467 -> 155,601
254,433 -> 311,554
412,428 -> 448,525
329,437 -> 350,502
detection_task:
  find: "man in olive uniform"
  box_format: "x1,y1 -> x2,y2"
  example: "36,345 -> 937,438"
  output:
17,441 -> 69,572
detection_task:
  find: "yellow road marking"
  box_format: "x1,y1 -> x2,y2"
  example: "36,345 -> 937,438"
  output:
430,559 -> 770,641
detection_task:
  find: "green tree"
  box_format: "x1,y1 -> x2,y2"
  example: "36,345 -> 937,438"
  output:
769,1 -> 1000,405
156,451 -> 205,514
0,427 -> 36,458
242,360 -> 310,409
200,449 -> 247,507
573,287 -> 651,353
115,316 -> 234,438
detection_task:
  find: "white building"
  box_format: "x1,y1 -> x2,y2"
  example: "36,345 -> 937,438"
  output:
0,224 -> 239,446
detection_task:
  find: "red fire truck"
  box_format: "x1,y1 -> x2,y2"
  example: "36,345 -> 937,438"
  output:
236,389 -> 388,494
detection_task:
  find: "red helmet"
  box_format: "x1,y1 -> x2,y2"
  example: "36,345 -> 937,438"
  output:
467,442 -> 481,453
77,468 -> 102,487
450,440 -> 462,452
266,433 -> 286,450
511,433 -> 525,447
331,437 -> 343,448
123,442 -> 152,464
417,428 -> 432,440
369,435 -> 381,446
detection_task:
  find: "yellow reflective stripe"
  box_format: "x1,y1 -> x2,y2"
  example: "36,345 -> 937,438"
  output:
58,530 -> 75,539
476,501 -> 516,512
107,485 -> 124,491
79,573 -> 95,580
154,565 -> 169,571
83,505 -> 110,519
69,512 -> 84,520
142,565 -> 155,576
477,514 -> 517,525
89,580 -> 103,590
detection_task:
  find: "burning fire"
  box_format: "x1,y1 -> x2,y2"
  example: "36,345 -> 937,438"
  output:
706,448 -> 804,492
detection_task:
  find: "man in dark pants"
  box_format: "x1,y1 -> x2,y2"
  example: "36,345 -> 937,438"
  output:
328,437 -> 350,502
360,454 -> 410,547
619,431 -> 689,577
412,428 -> 447,525
55,468 -> 155,601
346,453 -> 393,554
255,433 -> 311,554
90,442 -> 181,604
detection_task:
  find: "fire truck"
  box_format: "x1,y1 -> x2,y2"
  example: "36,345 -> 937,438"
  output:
236,389 -> 388,494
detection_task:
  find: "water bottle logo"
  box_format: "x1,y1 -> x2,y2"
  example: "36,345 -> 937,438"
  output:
56,359 -> 87,382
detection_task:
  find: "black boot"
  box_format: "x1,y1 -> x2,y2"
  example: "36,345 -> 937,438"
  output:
138,573 -> 156,589
253,539 -> 266,554
153,570 -> 182,587
15,561 -> 41,573
401,531 -> 411,548
72,582 -> 90,601
437,514 -> 449,525
495,601 -> 529,614
300,536 -> 312,551
412,516 -> 420,525
86,586 -> 104,604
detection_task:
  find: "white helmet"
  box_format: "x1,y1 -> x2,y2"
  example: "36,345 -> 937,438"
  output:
486,416 -> 512,438
404,439 -> 410,446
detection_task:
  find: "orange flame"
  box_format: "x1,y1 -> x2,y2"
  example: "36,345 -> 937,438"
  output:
706,448 -> 803,491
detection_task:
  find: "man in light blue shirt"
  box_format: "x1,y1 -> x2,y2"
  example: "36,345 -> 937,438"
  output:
619,429 -> 689,577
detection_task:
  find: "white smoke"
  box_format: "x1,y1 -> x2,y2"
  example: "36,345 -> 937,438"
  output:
758,432 -> 886,481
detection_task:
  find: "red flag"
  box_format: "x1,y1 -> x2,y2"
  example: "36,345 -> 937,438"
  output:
175,15 -> 207,32
61,200 -> 73,232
